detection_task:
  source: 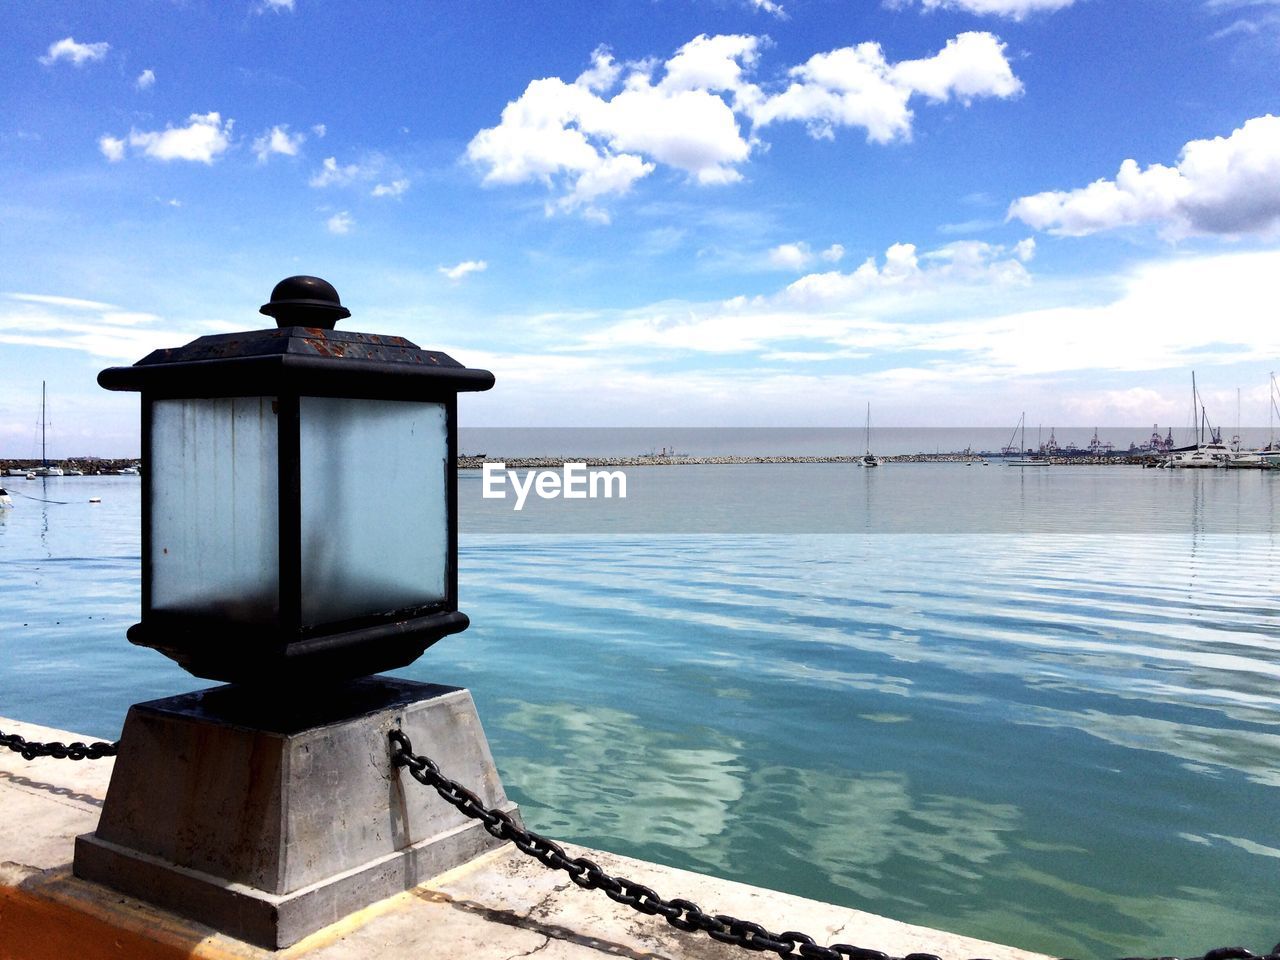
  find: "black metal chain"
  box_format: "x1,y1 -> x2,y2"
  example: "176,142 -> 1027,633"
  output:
0,728 -> 118,761
388,729 -> 1279,960
2,722 -> 1274,960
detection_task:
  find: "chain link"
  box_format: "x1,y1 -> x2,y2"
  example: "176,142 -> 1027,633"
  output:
0,728 -> 118,762
388,729 -> 1279,960
4,720 -> 1274,960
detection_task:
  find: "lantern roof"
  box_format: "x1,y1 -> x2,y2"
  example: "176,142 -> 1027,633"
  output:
98,325 -> 494,399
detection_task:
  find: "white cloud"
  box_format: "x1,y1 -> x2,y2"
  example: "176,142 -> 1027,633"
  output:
257,0 -> 295,11
136,69 -> 156,90
766,241 -> 846,271
326,211 -> 353,234
891,32 -> 1023,104
748,0 -> 788,16
769,242 -> 815,270
576,46 -> 622,94
1062,387 -> 1173,423
468,32 -> 1020,217
891,0 -> 1077,20
312,123 -> 327,138
98,135 -> 126,163
523,249 -> 1280,431
1210,17 -> 1272,40
1009,114 -> 1280,238
578,238 -> 1036,355
754,32 -> 1021,142
440,260 -> 489,281
467,37 -> 755,217
252,124 -> 305,162
781,238 -> 1032,308
310,155 -> 385,188
39,37 -> 109,67
0,293 -> 179,362
311,156 -> 360,187
372,178 -> 410,197
105,112 -> 233,164
10,293 -> 118,311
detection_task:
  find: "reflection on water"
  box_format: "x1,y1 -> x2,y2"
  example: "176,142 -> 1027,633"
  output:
497,699 -> 1024,911
430,530 -> 1280,957
1015,706 -> 1280,788
497,702 -> 747,853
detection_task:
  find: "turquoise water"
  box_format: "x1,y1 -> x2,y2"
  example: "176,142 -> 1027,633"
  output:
1,469 -> 1277,958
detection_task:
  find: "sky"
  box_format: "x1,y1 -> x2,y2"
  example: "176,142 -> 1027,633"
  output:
2,0 -> 1280,457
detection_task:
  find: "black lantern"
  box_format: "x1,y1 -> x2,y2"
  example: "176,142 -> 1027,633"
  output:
98,276 -> 494,684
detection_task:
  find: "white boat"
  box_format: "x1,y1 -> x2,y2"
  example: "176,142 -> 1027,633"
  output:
859,403 -> 882,467
0,487 -> 12,509
1226,373 -> 1280,469
1165,373 -> 1231,468
1166,444 -> 1231,468
116,465 -> 140,476
32,381 -> 64,476
1003,412 -> 1047,466
1225,451 -> 1275,469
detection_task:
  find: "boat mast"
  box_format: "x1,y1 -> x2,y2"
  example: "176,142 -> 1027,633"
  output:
865,402 -> 871,456
41,380 -> 47,467
1264,373 -> 1274,453
1191,371 -> 1197,446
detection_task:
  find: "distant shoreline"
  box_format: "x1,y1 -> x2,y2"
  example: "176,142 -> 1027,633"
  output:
458,454 -> 1148,468
0,458 -> 141,476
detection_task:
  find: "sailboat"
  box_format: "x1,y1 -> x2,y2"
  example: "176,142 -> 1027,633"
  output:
1003,412 -> 1046,466
1164,372 -> 1230,468
32,382 -> 63,477
0,487 -> 12,509
859,403 -> 882,467
1226,372 -> 1280,469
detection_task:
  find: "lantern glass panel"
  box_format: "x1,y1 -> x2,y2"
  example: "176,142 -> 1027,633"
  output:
150,397 -> 281,623
298,397 -> 448,625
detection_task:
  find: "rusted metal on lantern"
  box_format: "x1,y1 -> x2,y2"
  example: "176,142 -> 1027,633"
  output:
97,276 -> 494,685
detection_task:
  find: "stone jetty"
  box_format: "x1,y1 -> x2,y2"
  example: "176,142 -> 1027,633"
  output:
0,715 -> 1050,960
0,458 -> 141,476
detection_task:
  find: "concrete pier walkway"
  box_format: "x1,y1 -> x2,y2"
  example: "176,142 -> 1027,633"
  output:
0,716 -> 1048,960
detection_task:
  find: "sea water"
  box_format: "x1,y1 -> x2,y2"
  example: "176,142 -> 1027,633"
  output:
1,466 -> 1277,958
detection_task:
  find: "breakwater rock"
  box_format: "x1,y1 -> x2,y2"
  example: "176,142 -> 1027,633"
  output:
0,457 -> 142,476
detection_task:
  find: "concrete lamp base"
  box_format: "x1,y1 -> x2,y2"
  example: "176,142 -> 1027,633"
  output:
73,677 -> 519,950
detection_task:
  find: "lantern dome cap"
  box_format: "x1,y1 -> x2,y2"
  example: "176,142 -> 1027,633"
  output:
259,275 -> 352,329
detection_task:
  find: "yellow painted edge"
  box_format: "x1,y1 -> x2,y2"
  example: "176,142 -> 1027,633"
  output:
0,865 -> 457,960
1,880 -> 207,960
